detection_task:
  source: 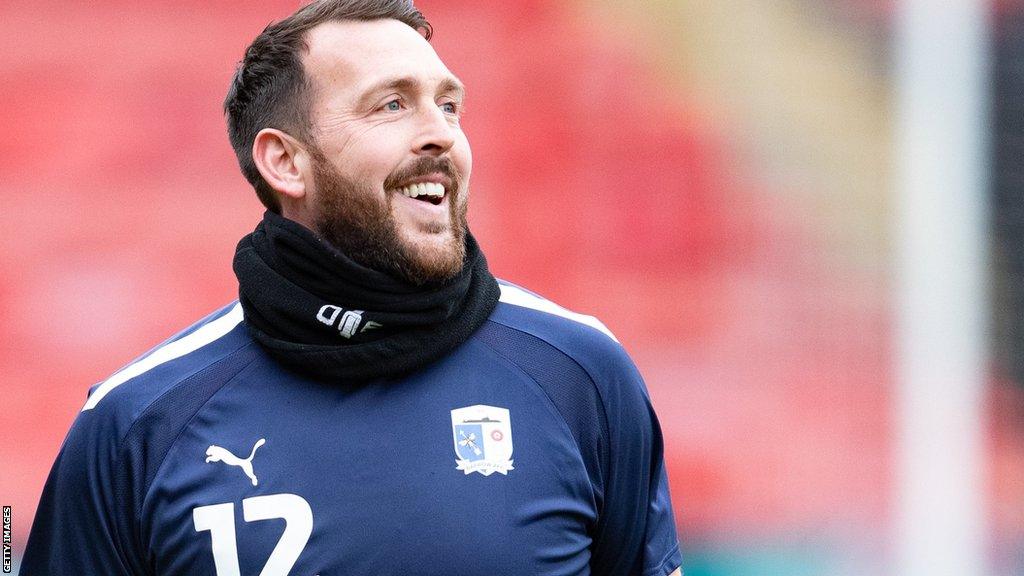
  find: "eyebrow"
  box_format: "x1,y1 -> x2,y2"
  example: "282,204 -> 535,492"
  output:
357,75 -> 466,107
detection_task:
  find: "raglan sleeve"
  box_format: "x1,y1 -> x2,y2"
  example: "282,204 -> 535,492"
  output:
21,404 -> 146,575
589,343 -> 683,576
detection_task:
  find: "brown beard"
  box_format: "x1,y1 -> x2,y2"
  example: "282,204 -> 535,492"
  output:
309,147 -> 468,286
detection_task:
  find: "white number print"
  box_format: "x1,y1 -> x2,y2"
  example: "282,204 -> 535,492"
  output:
193,494 -> 313,576
193,503 -> 240,576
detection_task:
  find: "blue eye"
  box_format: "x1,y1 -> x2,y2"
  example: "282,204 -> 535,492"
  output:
384,100 -> 401,112
440,102 -> 457,114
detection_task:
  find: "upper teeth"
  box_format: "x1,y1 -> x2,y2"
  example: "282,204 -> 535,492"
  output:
398,182 -> 445,199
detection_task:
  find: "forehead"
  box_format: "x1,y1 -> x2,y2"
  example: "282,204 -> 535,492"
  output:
302,19 -> 453,99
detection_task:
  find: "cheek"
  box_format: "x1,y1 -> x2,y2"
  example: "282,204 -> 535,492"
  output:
335,133 -> 408,184
454,133 -> 473,181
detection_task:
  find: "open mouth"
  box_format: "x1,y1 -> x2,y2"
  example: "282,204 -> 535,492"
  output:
396,182 -> 445,206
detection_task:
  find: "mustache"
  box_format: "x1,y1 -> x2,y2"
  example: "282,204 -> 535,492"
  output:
382,156 -> 461,192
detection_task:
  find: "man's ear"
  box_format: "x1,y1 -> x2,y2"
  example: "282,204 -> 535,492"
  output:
252,128 -> 311,201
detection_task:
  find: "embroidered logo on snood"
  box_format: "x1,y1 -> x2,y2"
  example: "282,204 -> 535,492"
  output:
233,211 -> 500,382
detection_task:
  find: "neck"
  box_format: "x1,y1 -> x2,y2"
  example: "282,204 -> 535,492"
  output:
232,211 -> 500,382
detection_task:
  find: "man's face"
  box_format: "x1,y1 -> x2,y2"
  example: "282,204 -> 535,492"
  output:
299,19 -> 472,285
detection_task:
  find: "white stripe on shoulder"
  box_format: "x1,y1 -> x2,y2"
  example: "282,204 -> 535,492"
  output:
498,284 -> 618,343
82,303 -> 245,411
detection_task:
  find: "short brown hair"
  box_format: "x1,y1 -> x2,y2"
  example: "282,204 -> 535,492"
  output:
224,0 -> 432,211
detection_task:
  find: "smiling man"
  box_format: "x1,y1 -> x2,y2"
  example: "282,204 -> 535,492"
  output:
22,2 -> 683,575
257,17 -> 473,287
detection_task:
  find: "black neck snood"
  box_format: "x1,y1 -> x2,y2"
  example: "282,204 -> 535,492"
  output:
233,211 -> 500,382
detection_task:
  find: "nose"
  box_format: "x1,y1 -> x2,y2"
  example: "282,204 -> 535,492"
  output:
411,104 -> 456,156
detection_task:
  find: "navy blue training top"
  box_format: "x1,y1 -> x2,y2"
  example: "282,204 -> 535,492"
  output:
23,280 -> 682,576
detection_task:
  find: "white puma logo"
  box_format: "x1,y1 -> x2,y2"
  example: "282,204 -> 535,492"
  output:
205,438 -> 266,486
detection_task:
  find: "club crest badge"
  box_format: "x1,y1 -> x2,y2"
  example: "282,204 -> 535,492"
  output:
451,405 -> 514,476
